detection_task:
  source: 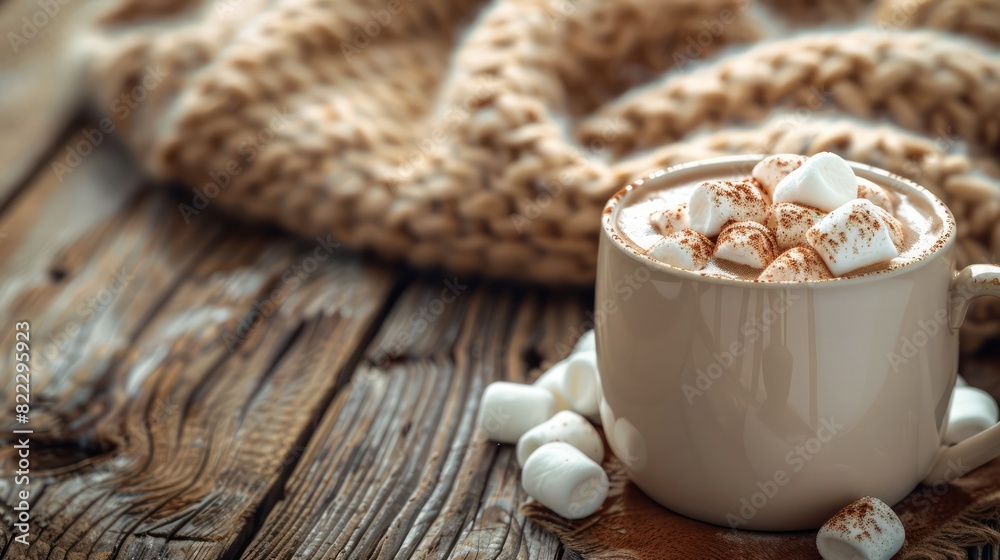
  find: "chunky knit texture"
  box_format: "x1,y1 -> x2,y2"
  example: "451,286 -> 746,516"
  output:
82,0 -> 1000,344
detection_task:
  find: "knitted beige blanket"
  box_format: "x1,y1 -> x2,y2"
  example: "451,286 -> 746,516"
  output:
76,0 -> 1000,345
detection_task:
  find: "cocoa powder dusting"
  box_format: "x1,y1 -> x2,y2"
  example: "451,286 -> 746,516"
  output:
717,222 -> 777,266
678,229 -> 714,262
616,164 -> 950,282
760,246 -> 832,281
699,180 -> 767,218
770,154 -> 807,172
824,497 -> 887,542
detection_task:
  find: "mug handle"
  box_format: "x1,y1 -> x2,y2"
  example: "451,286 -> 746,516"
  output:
922,264 -> 1000,484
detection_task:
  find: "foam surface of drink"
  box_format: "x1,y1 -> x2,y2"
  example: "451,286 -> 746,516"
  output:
615,174 -> 946,282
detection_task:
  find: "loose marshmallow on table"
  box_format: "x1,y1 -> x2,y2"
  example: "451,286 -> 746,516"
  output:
534,352 -> 601,417
806,199 -> 900,277
759,246 -> 833,282
517,410 -> 604,467
752,154 -> 808,199
944,386 -> 999,445
773,152 -> 858,212
687,179 -> 768,237
817,496 -> 904,560
857,178 -> 896,212
649,202 -> 690,235
714,221 -> 779,269
521,442 -> 609,519
767,202 -> 827,250
478,382 -> 555,444
646,229 -> 714,271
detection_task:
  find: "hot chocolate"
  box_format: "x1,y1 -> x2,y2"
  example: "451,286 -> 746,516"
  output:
615,153 -> 948,282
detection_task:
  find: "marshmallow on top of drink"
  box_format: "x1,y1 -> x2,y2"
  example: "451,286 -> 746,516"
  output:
643,152 -> 907,281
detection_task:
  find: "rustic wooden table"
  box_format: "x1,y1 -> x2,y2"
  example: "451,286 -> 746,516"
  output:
1,123 -> 999,559
0,125 -> 590,559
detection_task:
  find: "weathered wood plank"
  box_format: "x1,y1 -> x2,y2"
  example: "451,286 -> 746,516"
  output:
0,137 -> 168,454
243,280 -> 591,559
0,135 -> 214,557
0,137 -> 397,559
99,247 -> 394,560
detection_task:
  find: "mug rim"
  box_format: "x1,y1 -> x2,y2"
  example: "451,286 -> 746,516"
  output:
602,154 -> 957,289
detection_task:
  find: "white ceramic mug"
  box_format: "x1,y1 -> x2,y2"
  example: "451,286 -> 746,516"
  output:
596,155 -> 1000,530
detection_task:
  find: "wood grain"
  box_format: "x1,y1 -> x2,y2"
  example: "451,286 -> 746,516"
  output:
243,282 -> 590,559
0,137 -> 396,559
